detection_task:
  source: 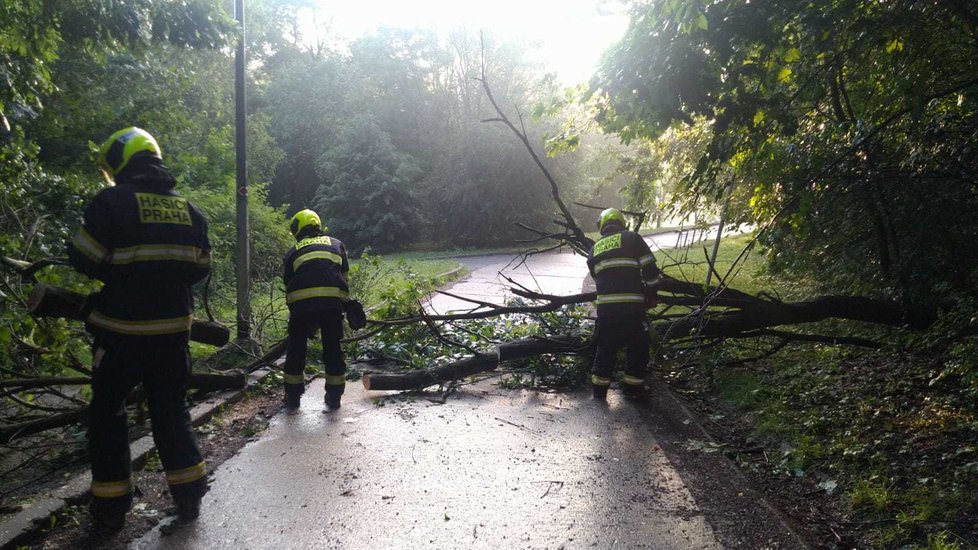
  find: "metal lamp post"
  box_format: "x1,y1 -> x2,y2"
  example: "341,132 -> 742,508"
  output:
234,0 -> 251,340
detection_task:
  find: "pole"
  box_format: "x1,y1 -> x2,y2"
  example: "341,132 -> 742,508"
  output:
704,181 -> 733,290
234,0 -> 251,340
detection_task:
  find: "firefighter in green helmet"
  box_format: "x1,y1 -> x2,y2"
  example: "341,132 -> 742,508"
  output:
586,208 -> 660,400
67,127 -> 211,531
281,209 -> 351,412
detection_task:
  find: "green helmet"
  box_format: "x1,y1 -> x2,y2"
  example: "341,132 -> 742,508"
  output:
98,127 -> 162,176
598,208 -> 626,232
290,209 -> 322,239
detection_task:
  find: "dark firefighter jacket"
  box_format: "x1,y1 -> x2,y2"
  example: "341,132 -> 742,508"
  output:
282,230 -> 350,313
67,164 -> 211,345
586,226 -> 659,317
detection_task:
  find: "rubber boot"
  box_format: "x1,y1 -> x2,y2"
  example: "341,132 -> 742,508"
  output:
592,384 -> 608,400
284,390 -> 301,412
622,383 -> 646,400
324,388 -> 342,411
89,493 -> 132,533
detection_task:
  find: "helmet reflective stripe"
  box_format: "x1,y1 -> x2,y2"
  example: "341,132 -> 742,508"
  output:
165,461 -> 207,486
293,250 -> 343,271
290,209 -> 322,238
286,286 -> 348,303
593,258 -> 640,274
87,311 -> 193,335
594,293 -> 645,305
598,208 -> 626,232
91,478 -> 133,498
99,127 -> 162,176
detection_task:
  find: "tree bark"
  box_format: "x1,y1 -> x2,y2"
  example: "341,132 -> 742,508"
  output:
361,335 -> 586,391
28,283 -> 231,346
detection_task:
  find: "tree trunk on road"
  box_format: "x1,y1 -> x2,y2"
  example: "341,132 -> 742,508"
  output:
361,335 -> 586,391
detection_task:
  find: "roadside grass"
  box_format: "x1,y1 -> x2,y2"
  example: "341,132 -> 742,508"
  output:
190,254 -> 463,361
656,233 -> 774,296
655,235 -> 978,549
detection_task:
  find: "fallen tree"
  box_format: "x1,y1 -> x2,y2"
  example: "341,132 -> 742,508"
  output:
349,50 -> 937,393
361,335 -> 586,391
357,274 -> 927,391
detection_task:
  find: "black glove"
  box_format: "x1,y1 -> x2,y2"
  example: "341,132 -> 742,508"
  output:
343,299 -> 367,330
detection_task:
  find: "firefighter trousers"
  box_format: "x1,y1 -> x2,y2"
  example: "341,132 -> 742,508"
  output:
591,313 -> 650,392
284,309 -> 346,400
88,340 -> 206,515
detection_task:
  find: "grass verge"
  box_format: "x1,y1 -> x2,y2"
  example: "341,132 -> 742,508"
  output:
656,236 -> 978,549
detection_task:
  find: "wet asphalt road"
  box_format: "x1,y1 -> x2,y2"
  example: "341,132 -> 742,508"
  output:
131,383 -> 725,549
132,226 -> 803,549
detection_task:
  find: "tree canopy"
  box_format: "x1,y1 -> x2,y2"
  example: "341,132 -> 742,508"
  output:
591,0 -> 978,305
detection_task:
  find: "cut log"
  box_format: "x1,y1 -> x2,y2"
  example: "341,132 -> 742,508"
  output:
190,320 -> 233,348
362,353 -> 497,391
362,335 -> 587,391
28,283 -> 230,346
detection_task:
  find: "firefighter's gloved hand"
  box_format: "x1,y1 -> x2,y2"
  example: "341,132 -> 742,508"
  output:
644,282 -> 658,308
343,299 -> 367,330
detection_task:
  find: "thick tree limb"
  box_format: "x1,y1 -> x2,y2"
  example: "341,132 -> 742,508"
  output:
0,256 -> 68,282
509,275 -> 929,337
361,335 -> 585,391
27,283 -> 231,346
732,329 -> 883,349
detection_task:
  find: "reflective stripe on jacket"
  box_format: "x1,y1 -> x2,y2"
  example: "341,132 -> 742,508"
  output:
282,231 -> 350,313
67,180 -> 211,342
586,228 -> 659,316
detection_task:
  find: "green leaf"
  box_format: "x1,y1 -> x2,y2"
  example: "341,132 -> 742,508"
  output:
777,67 -> 793,83
695,14 -> 708,30
886,38 -> 904,53
784,48 -> 801,63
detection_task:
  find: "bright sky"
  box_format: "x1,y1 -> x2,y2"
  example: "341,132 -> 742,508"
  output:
304,0 -> 630,85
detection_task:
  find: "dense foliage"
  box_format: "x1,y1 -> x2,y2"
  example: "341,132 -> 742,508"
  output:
258,26 -> 587,251
592,0 -> 978,306
588,3 -> 978,547
0,0 -> 597,366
